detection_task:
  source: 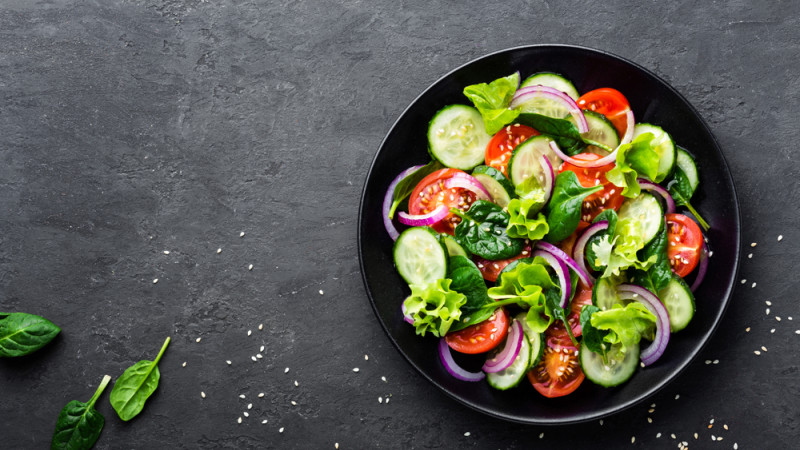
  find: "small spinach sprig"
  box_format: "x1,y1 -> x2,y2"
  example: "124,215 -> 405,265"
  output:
110,337 -> 171,421
544,171 -> 603,243
0,312 -> 61,357
667,167 -> 710,230
52,374 -> 112,450
450,200 -> 525,260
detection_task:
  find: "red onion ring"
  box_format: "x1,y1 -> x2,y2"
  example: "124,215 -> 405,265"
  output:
444,174 -> 491,201
545,110 -> 636,168
482,319 -> 523,373
534,241 -> 593,288
438,338 -> 485,382
573,220 -> 610,284
532,250 -> 571,309
690,242 -> 709,292
401,302 -> 414,325
617,284 -> 671,366
539,154 -> 555,206
510,85 -> 589,133
398,205 -> 449,227
638,179 -> 676,214
382,165 -> 424,241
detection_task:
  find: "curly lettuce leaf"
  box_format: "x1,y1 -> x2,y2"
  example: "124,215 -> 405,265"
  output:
487,261 -> 557,333
606,132 -> 659,198
403,279 -> 467,337
591,217 -> 658,278
590,302 -> 657,358
463,72 -> 520,135
506,193 -> 549,241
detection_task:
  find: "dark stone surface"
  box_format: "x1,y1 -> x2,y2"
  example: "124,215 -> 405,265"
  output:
0,0 -> 797,448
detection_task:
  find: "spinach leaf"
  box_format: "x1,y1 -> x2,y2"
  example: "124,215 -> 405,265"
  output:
463,72 -> 521,134
451,200 -> 525,260
579,305 -> 609,356
0,312 -> 61,357
639,225 -> 671,292
388,160 -> 443,219
110,337 -> 171,421
447,256 -> 494,331
52,374 -> 111,450
544,171 -> 603,243
403,279 -> 467,337
667,168 -> 710,230
514,113 -> 612,153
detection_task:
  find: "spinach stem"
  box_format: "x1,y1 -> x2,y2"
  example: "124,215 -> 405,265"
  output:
87,375 -> 112,408
684,201 -> 710,231
153,336 -> 171,365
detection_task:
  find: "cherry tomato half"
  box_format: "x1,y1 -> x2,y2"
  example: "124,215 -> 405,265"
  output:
472,245 -> 532,282
577,88 -> 631,137
528,328 -> 585,398
485,124 -> 538,176
409,168 -> 477,235
666,213 -> 704,278
559,153 -> 624,224
445,308 -> 509,354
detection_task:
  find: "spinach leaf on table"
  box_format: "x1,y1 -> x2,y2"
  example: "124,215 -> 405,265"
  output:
451,200 -> 525,260
51,374 -> 111,450
544,171 -> 603,243
388,160 -> 443,219
110,337 -> 171,421
0,312 -> 61,357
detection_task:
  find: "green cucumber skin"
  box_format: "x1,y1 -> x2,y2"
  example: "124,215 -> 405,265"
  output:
392,227 -> 449,286
427,105 -> 489,171
658,275 -> 696,332
617,192 -> 664,246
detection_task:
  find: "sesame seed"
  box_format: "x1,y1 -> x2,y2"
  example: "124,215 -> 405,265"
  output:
711,435 -> 716,441
746,327 -> 750,332
771,328 -> 776,333
705,360 -> 712,364
709,250 -> 714,257
196,337 -> 202,343
651,403 -> 656,408
734,443 -> 739,449
790,317 -> 794,320
378,397 -> 383,404
751,242 -> 757,247
385,397 -> 390,404
291,401 -> 297,406
766,300 -> 772,306
247,403 -> 252,409
649,408 -> 655,413
257,354 -> 263,359
260,345 -> 265,352
239,394 -> 246,399
767,308 -> 771,315
249,264 -> 254,271
182,362 -> 187,367
294,380 -> 299,387
713,359 -> 719,364
262,419 -> 268,424
748,253 -> 753,259
464,432 -> 470,437
217,248 -> 222,254
381,376 -> 387,382
335,444 -> 339,449
675,394 -> 680,400
258,392 -> 265,398
539,432 -> 544,439
237,417 -> 242,424
741,279 -> 746,284
656,433 -> 662,438
279,427 -> 284,433
285,367 -> 290,373
600,419 -> 604,425
761,346 -> 768,352
226,360 -> 232,365
754,350 -> 761,355
319,290 -> 324,295
647,417 -> 652,423
631,437 -> 636,443
724,424 -> 728,430
364,354 -> 369,361
258,323 -> 263,330
201,392 -> 206,398
240,231 -> 245,237
752,282 -> 757,288
671,433 -> 676,439
796,330 -> 800,334
694,433 -> 698,439
776,316 -> 782,322
153,278 -> 159,284
251,356 -> 257,362
352,368 -> 359,372
163,250 -> 170,255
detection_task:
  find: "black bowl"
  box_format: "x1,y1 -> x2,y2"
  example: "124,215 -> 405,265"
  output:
358,44 -> 740,424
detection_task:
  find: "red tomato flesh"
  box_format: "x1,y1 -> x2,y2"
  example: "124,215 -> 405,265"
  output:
445,308 -> 509,354
528,327 -> 585,398
559,153 -> 624,224
666,213 -> 704,278
408,168 -> 477,235
473,244 -> 532,282
485,124 -> 538,176
577,88 -> 632,137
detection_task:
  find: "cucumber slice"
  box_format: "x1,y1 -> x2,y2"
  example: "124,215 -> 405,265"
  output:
520,72 -> 580,100
427,105 -> 490,171
617,192 -> 664,245
515,312 -> 544,368
580,341 -> 640,387
393,227 -> 448,286
592,277 -> 621,311
440,234 -> 469,258
658,276 -> 695,332
569,110 -> 619,155
487,319 -> 532,390
471,165 -> 515,208
675,147 -> 699,193
508,135 -> 559,191
632,123 -> 675,182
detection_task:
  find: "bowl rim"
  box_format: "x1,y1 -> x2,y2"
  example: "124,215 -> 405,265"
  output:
357,43 -> 741,425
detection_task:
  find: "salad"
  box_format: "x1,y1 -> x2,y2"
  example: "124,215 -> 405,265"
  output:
381,71 -> 711,397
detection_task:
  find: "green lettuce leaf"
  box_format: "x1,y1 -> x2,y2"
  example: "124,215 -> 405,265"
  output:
462,73 -> 521,135
487,261 -> 557,333
590,302 -> 657,358
403,279 -> 467,337
606,133 -> 660,198
506,193 -> 549,241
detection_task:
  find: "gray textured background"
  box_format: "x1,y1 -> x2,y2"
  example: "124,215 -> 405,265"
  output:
1,0 -> 798,448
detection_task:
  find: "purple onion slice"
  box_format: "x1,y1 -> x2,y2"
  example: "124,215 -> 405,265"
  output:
573,220 -> 610,284
382,165 -> 424,240
617,284 -> 671,366
481,320 -> 523,373
438,338 -> 485,382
